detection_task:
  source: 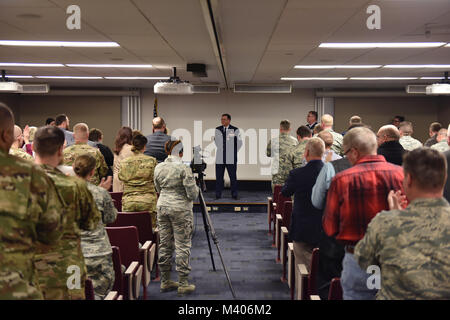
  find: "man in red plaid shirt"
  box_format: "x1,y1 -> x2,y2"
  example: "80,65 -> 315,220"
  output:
322,127 -> 404,300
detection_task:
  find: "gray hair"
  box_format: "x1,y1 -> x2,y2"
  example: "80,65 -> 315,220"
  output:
343,127 -> 378,155
305,137 -> 325,158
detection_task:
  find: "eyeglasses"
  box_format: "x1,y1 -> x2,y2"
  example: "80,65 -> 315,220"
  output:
343,148 -> 353,155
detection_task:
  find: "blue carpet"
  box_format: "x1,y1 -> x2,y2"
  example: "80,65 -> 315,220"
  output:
144,210 -> 289,300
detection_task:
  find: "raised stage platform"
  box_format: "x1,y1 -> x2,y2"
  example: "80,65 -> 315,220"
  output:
194,189 -> 271,213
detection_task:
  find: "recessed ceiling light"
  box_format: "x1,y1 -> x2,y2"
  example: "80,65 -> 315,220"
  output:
384,64 -> 450,68
104,76 -> 170,80
294,65 -> 381,69
281,77 -> 348,80
0,40 -> 119,47
349,77 -> 418,80
66,64 -> 152,68
319,42 -> 446,48
0,63 -> 64,67
35,76 -> 103,79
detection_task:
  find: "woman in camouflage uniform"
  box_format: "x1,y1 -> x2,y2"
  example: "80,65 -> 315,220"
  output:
74,154 -> 117,300
118,133 -> 158,229
154,140 -> 199,296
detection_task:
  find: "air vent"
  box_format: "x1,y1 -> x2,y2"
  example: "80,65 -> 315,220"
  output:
193,85 -> 220,94
21,83 -> 49,94
405,85 -> 427,94
234,84 -> 292,93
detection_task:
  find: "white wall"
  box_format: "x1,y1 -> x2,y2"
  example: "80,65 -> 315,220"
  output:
141,89 -> 315,180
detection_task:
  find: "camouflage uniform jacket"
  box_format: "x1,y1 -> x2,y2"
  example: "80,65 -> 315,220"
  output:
118,151 -> 158,205
0,149 -> 62,300
9,147 -> 34,162
81,183 -> 117,258
266,133 -> 298,185
399,136 -> 423,151
63,142 -> 108,185
35,165 -> 101,299
355,197 -> 450,300
286,139 -> 308,171
326,129 -> 344,156
431,141 -> 450,153
154,155 -> 199,209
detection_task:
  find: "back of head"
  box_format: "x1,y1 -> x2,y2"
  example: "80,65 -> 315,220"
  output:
306,137 -> 325,158
55,114 -> 68,126
0,103 -> 14,151
153,117 -> 165,130
403,148 -> 447,192
29,126 -> 37,143
34,126 -> 65,157
313,124 -> 324,135
114,126 -> 133,155
349,115 -> 362,125
318,130 -> 333,149
347,123 -> 367,131
378,124 -> 400,141
296,125 -> 312,138
131,133 -> 147,152
45,118 -> 55,126
73,123 -> 89,141
280,119 -> 290,131
165,139 -> 183,157
399,121 -> 413,136
73,154 -> 96,179
321,114 -> 334,127
344,127 -> 378,156
89,128 -> 103,142
437,128 -> 448,142
429,122 -> 442,134
13,125 -> 22,141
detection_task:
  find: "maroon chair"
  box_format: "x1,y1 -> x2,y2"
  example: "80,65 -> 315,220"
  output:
108,212 -> 159,283
281,200 -> 293,282
85,278 -> 95,300
109,192 -> 123,212
328,277 -> 343,300
111,246 -> 123,295
307,248 -> 320,297
275,192 -> 291,262
106,227 -> 146,300
268,184 -> 282,236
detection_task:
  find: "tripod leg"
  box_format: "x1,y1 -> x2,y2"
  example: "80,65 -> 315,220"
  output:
199,190 -> 216,271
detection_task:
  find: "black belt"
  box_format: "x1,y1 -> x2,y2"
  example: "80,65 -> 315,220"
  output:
345,245 -> 355,254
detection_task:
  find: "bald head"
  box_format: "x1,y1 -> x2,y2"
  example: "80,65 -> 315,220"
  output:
318,130 -> 333,149
73,123 -> 89,142
377,125 -> 400,146
153,117 -> 166,131
321,114 -> 334,129
0,103 -> 15,152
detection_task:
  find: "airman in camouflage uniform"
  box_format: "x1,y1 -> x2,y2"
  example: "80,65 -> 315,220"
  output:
286,140 -> 308,171
0,104 -> 63,300
81,183 -> 117,300
154,148 -> 199,295
35,165 -> 101,300
266,124 -> 298,190
9,146 -> 34,161
431,140 -> 449,153
118,150 -> 158,228
399,135 -> 422,151
9,125 -> 34,161
63,143 -> 108,186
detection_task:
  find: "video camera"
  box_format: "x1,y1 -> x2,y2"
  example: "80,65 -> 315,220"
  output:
190,145 -> 207,192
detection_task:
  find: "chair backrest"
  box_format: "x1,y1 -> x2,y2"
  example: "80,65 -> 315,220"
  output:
273,184 -> 282,204
108,212 -> 155,244
307,247 -> 320,296
282,201 -> 293,229
109,192 -> 123,211
85,278 -> 95,300
277,192 -> 291,217
106,226 -> 140,267
328,277 -> 343,300
111,246 -> 123,294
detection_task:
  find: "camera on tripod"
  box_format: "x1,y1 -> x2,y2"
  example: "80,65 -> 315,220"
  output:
190,145 -> 207,192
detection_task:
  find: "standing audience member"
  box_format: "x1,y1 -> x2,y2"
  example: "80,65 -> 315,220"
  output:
424,122 -> 442,147
319,114 -> 343,155
323,127 -> 404,300
286,125 -> 312,171
306,111 -> 319,131
431,128 -> 449,153
144,117 -> 174,163
9,125 -> 33,161
399,121 -> 422,151
22,125 -> 36,156
377,125 -> 406,166
118,133 -> 158,229
63,123 -> 109,186
74,154 -> 117,300
45,118 -> 56,126
154,140 -> 199,295
391,115 -> 405,129
355,148 -> 450,299
281,138 -> 325,271
342,115 -> 362,136
56,114 -> 75,147
33,125 -> 101,299
112,126 -> 134,192
444,125 -> 450,202
318,131 -> 341,162
0,103 -> 63,300
89,128 -> 114,177
266,120 -> 298,191
313,125 -> 324,135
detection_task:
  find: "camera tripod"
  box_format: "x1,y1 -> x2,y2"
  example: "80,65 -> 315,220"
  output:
195,174 -> 237,299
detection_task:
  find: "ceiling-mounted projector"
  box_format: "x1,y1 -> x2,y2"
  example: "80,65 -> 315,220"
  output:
426,83 -> 450,95
154,67 -> 193,95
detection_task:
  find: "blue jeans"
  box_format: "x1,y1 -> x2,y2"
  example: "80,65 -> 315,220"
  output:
341,253 -> 378,300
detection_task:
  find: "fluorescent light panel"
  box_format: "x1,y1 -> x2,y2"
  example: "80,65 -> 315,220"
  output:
384,64 -> 450,68
319,42 -> 446,48
420,77 -> 445,80
281,77 -> 348,80
6,75 -> 34,78
35,76 -> 103,79
0,40 -> 119,47
0,63 -> 64,67
66,64 -> 152,68
104,76 -> 169,80
294,65 -> 381,69
349,77 -> 418,80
